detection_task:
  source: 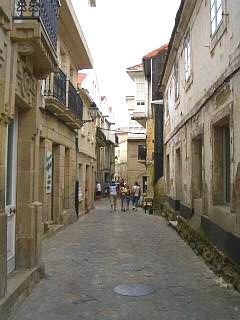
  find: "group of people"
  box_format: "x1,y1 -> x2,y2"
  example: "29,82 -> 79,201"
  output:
109,180 -> 141,212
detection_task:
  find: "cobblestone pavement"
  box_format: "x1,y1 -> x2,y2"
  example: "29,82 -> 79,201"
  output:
11,199 -> 240,320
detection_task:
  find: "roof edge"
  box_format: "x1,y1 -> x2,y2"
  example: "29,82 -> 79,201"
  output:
159,0 -> 185,89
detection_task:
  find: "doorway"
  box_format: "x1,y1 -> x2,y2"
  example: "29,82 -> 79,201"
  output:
175,148 -> 182,201
6,116 -> 18,274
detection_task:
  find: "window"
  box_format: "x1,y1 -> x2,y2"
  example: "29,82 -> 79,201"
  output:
136,81 -> 145,101
166,154 -> 170,194
175,148 -> 182,200
175,61 -> 179,100
213,120 -> 230,205
192,137 -> 203,199
165,95 -> 169,118
138,144 -> 146,161
184,35 -> 191,81
210,0 -> 223,35
137,101 -> 145,106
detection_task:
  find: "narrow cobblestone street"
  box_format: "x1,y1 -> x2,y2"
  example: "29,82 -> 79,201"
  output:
11,200 -> 240,320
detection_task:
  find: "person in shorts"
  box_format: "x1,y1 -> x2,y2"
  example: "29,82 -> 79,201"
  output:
125,184 -> 131,211
109,181 -> 118,211
119,182 -> 128,212
132,181 -> 141,210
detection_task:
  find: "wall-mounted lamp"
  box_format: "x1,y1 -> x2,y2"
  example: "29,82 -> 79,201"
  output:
82,103 -> 98,124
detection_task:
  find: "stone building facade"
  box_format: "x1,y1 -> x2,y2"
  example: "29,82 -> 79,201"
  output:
115,91 -> 147,192
160,0 -> 240,263
77,88 -> 96,214
127,137 -> 147,191
78,72 -> 116,196
0,0 -> 92,315
142,45 -> 168,198
115,132 -> 128,182
117,64 -> 147,192
95,115 -> 116,193
115,131 -> 147,191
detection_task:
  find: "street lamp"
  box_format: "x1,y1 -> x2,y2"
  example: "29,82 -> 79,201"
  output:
82,103 -> 98,124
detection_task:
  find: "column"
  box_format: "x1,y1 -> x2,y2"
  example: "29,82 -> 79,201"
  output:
52,144 -> 65,224
16,107 -> 42,269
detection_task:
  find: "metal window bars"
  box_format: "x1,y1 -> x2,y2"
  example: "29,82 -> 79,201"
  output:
14,0 -> 60,51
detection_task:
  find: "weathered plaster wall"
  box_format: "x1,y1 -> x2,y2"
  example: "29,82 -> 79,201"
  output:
162,0 -> 240,236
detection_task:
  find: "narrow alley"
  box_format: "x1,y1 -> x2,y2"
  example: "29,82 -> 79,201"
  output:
10,200 -> 240,320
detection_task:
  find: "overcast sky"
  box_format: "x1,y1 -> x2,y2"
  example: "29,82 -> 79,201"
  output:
72,0 -> 181,127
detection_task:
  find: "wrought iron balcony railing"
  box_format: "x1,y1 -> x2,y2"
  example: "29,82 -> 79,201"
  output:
14,0 -> 60,51
44,68 -> 67,105
53,68 -> 67,105
68,81 -> 83,120
44,69 -> 83,123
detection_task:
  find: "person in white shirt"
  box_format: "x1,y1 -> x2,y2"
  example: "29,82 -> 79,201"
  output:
132,181 -> 141,210
96,182 -> 102,199
109,181 -> 118,211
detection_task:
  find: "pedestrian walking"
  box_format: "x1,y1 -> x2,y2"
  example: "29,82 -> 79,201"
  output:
119,182 -> 127,212
109,180 -> 118,211
132,181 -> 141,211
126,184 -> 131,211
96,182 -> 101,200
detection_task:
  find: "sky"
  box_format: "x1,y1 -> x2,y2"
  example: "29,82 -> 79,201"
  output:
72,0 -> 181,127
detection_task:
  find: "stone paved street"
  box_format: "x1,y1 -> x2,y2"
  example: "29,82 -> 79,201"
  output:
11,199 -> 240,320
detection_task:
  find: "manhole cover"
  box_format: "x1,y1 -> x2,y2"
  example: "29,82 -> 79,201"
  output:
113,283 -> 155,296
116,264 -> 144,272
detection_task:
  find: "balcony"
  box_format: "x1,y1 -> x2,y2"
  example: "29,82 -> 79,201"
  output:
68,81 -> 83,121
44,69 -> 83,129
131,102 -> 147,128
11,0 -> 60,78
96,127 -> 106,146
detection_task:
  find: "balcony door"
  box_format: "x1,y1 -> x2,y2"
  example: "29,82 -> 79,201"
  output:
5,116 -> 18,274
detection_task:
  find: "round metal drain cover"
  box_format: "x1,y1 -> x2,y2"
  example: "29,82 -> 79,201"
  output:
117,264 -> 144,272
113,283 -> 155,296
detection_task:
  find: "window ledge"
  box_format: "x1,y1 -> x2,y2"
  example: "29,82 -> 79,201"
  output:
210,17 -> 227,53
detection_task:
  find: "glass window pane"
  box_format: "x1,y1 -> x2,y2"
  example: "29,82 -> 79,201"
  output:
211,20 -> 216,34
211,6 -> 216,21
217,0 -> 222,10
217,5 -> 222,25
210,0 -> 215,9
184,39 -> 191,80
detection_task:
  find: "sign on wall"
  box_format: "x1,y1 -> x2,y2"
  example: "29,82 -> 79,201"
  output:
46,151 -> 53,194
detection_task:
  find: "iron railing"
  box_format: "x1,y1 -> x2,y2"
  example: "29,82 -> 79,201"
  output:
44,70 -> 83,122
44,68 -> 67,105
53,69 -> 67,105
14,0 -> 60,50
68,81 -> 83,120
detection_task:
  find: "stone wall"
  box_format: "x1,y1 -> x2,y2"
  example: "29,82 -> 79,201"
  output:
159,204 -> 240,292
